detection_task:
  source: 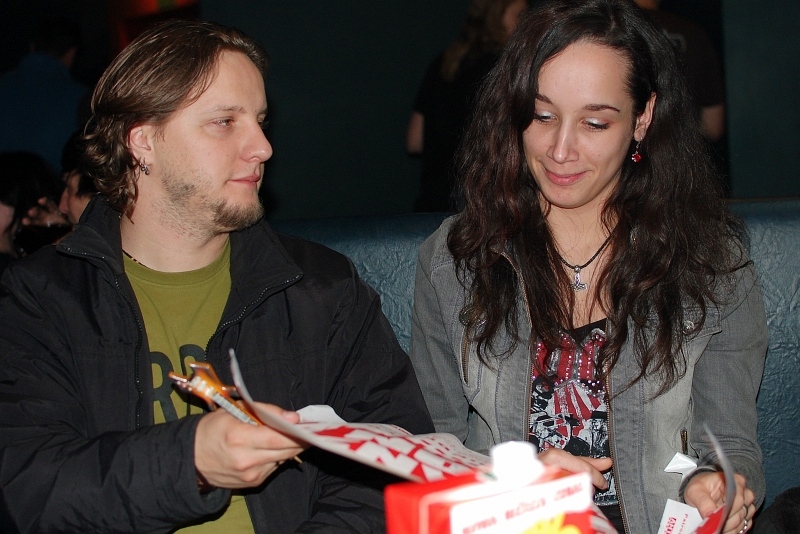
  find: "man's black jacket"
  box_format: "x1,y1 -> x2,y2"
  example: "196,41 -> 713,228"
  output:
0,198 -> 434,533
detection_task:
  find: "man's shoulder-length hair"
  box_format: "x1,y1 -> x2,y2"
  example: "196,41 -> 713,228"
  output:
82,19 -> 268,216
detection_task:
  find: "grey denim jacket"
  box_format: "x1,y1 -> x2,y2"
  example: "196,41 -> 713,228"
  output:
410,218 -> 768,533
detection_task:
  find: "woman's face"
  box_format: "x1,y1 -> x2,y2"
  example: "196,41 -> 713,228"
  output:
522,41 -> 654,215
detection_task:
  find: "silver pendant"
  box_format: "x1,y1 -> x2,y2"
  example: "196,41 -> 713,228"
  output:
570,267 -> 588,291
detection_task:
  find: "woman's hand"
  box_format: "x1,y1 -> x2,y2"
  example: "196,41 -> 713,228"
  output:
684,471 -> 754,534
537,448 -> 613,490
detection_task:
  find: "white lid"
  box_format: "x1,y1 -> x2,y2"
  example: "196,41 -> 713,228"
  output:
490,441 -> 543,484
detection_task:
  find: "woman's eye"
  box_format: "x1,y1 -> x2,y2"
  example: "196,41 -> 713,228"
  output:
533,112 -> 554,123
214,119 -> 233,127
585,120 -> 609,131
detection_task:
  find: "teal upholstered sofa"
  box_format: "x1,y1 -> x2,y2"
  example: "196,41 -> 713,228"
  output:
272,198 -> 800,509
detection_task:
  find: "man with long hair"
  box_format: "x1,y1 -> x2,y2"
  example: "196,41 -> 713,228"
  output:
0,19 -> 432,533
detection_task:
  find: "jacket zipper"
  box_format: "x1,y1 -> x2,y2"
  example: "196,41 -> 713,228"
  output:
205,273 -> 302,354
211,273 -> 301,533
461,331 -> 470,384
605,365 -> 629,534
61,246 -> 147,429
115,275 -> 146,429
491,250 -> 629,530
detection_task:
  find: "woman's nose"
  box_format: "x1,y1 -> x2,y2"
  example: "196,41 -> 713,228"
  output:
548,125 -> 577,163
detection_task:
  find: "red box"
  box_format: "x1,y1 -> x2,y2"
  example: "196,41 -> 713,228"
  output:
385,465 -> 614,534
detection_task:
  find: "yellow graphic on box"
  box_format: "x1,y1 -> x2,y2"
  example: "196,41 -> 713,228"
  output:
521,513 -> 580,534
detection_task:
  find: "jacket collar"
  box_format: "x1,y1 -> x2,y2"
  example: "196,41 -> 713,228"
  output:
225,213 -> 303,321
57,196 -> 126,275
58,196 -> 304,314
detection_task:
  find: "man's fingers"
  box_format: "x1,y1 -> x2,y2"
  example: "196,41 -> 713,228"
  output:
252,401 -> 301,424
194,405 -> 307,489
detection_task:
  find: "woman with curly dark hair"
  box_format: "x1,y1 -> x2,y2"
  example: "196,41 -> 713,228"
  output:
410,1 -> 767,532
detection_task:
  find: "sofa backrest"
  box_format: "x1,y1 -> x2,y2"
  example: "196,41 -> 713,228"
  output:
273,213 -> 448,352
273,199 -> 800,508
729,199 -> 800,506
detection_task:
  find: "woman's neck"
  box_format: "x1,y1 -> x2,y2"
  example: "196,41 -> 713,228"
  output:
544,204 -> 616,326
547,206 -> 613,263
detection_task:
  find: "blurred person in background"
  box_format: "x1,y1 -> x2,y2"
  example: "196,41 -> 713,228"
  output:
634,0 -> 726,142
0,151 -> 63,273
0,16 -> 89,171
406,0 -> 528,212
57,131 -> 96,225
22,131 -> 97,229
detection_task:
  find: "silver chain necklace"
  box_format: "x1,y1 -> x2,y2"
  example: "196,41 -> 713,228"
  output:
557,233 -> 613,291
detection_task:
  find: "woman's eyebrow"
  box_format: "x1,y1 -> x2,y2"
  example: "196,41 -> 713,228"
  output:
534,94 -> 619,113
584,103 -> 620,113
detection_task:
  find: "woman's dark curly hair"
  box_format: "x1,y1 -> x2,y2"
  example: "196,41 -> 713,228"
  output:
82,20 -> 268,216
448,0 -> 742,394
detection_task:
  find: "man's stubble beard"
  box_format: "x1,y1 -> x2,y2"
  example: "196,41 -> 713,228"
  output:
213,197 -> 264,232
161,170 -> 264,236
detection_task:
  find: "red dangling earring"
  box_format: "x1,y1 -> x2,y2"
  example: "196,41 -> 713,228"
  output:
631,141 -> 642,163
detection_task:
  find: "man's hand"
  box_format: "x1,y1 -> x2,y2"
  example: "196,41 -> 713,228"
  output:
537,448 -> 613,490
684,471 -> 754,534
194,402 -> 307,489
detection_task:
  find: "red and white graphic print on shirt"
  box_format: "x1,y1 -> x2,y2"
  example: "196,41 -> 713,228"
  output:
528,322 -> 618,506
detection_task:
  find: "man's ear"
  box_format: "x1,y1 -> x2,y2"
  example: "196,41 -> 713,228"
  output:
127,125 -> 155,165
634,92 -> 657,142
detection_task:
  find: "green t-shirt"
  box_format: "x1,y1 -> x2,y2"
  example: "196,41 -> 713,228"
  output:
125,239 -> 254,533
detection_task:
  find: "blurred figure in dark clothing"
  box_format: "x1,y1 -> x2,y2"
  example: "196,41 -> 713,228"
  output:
0,16 -> 89,171
407,0 -> 528,212
635,0 -> 726,142
751,487 -> 800,534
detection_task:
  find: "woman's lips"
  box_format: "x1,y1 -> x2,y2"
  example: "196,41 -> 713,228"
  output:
545,169 -> 585,186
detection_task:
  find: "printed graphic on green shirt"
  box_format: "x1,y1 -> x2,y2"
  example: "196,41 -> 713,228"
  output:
151,344 -> 208,422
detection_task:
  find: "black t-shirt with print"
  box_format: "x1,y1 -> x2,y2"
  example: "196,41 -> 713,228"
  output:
528,318 -> 625,532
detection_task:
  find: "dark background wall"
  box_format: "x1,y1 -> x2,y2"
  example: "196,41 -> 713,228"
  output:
200,1 -> 465,220
204,0 -> 800,218
2,0 -> 798,219
0,0 -> 111,88
722,0 -> 800,198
